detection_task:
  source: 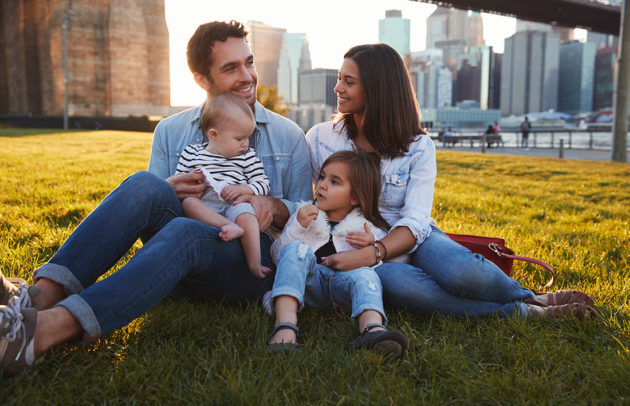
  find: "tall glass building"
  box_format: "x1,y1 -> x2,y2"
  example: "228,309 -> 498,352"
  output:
277,33 -> 311,105
379,10 -> 410,58
500,30 -> 560,116
558,40 -> 596,115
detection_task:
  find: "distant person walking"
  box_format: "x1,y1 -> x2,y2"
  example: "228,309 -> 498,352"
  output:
520,116 -> 531,150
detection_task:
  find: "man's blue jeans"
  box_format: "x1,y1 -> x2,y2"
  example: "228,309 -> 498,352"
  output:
271,242 -> 387,324
375,228 -> 535,318
33,171 -> 274,339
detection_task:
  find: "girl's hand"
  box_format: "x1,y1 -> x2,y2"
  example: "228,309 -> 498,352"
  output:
346,223 -> 375,249
321,246 -> 377,271
297,204 -> 318,228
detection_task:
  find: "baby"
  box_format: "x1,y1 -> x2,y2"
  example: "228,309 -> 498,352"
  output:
175,93 -> 271,279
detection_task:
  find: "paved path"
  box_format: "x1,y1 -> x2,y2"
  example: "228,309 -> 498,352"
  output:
437,146 -> 630,162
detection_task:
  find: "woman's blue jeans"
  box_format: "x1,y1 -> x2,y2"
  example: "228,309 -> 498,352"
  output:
33,171 -> 274,339
375,228 -> 535,318
271,242 -> 387,324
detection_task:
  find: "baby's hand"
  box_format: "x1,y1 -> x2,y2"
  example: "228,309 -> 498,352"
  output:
250,264 -> 272,279
297,204 -> 318,228
346,223 -> 375,249
221,185 -> 253,201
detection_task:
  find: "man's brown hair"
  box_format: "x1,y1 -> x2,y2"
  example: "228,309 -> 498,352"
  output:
319,151 -> 389,231
187,20 -> 248,78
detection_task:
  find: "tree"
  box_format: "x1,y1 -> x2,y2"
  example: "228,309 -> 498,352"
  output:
257,84 -> 289,117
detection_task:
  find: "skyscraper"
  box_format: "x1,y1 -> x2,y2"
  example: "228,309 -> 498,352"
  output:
558,40 -> 596,115
298,68 -> 337,107
593,47 -> 616,111
455,45 -> 495,110
379,10 -> 410,57
277,33 -> 311,105
426,7 -> 484,75
413,62 -> 452,109
500,30 -> 560,116
587,32 -> 619,50
247,21 -> 286,88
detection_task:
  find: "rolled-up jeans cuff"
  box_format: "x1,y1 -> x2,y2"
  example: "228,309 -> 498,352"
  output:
33,263 -> 84,296
56,294 -> 101,342
270,287 -> 304,312
352,305 -> 388,327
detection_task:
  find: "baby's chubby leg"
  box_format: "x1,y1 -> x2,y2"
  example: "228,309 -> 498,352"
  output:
182,197 -> 244,241
235,212 -> 271,279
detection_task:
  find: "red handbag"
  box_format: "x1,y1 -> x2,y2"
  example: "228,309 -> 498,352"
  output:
446,233 -> 556,290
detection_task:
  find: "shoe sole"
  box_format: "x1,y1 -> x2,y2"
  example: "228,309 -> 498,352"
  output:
373,340 -> 403,358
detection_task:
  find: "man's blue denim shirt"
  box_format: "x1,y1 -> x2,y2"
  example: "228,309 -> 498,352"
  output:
148,101 -> 312,216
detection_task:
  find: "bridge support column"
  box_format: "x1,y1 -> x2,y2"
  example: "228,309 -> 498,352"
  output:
613,0 -> 629,162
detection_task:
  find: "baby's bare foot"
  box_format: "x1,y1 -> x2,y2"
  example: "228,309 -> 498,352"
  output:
219,223 -> 244,241
250,264 -> 272,279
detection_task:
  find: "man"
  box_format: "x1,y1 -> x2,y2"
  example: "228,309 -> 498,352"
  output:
520,116 -> 531,150
0,21 -> 311,375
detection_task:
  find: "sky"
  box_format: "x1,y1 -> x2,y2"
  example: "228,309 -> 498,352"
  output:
164,0 -> 585,107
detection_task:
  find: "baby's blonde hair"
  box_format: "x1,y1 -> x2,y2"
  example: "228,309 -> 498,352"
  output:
201,93 -> 255,134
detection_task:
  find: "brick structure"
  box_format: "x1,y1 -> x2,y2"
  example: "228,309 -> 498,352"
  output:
0,0 -> 170,117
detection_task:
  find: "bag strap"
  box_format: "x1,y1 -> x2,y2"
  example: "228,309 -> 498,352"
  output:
489,243 -> 556,290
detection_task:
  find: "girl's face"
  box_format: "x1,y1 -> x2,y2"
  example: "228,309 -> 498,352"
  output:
316,161 -> 358,222
334,58 -> 366,116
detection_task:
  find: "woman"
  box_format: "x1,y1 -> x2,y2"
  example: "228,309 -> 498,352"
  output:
306,43 -> 595,319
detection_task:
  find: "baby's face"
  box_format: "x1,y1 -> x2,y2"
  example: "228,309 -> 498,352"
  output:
207,116 -> 256,158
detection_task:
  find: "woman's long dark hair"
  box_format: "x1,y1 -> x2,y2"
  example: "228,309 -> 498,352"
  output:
319,151 -> 389,231
337,43 -> 426,159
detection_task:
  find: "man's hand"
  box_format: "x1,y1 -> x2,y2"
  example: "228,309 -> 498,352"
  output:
296,204 -> 318,228
166,171 -> 206,200
232,195 -> 288,231
346,223 -> 375,249
220,185 -> 253,202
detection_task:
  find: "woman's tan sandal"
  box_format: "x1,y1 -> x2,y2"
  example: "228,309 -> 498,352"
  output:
535,290 -> 595,307
527,302 -> 598,320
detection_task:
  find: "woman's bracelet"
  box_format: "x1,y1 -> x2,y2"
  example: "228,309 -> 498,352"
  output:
375,240 -> 388,260
372,242 -> 381,265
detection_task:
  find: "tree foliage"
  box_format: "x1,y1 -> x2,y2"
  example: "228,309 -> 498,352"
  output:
257,84 -> 289,117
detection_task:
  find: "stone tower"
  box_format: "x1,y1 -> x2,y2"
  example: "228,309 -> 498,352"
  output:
0,0 -> 170,117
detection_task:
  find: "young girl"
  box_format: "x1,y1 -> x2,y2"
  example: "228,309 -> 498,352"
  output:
266,151 -> 408,357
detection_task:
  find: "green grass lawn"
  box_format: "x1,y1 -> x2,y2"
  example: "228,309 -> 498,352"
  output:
1,128 -> 629,404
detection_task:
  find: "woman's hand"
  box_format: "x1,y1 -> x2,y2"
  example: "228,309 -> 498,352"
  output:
297,204 -> 318,228
346,223 -> 375,249
321,246 -> 377,271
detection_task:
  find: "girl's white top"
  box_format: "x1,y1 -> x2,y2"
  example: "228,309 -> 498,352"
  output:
306,120 -> 437,254
271,202 -> 408,266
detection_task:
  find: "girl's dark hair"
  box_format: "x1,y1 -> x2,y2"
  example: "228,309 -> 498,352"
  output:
337,43 -> 426,159
319,151 -> 389,231
187,20 -> 249,78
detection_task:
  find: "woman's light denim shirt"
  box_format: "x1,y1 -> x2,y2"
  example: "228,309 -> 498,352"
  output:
148,101 -> 312,215
306,120 -> 437,253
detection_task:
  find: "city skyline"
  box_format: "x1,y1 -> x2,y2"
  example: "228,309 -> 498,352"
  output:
165,0 -> 589,106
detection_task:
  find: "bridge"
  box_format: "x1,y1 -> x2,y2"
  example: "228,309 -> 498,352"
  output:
412,0 -> 628,162
413,0 -> 622,35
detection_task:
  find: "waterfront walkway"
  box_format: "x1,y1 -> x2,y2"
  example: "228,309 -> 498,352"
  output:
436,146 -> 630,162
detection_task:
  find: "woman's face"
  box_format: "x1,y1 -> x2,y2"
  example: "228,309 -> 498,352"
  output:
334,58 -> 366,115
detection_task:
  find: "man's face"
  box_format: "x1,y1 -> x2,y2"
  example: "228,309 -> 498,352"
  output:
206,37 -> 258,108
